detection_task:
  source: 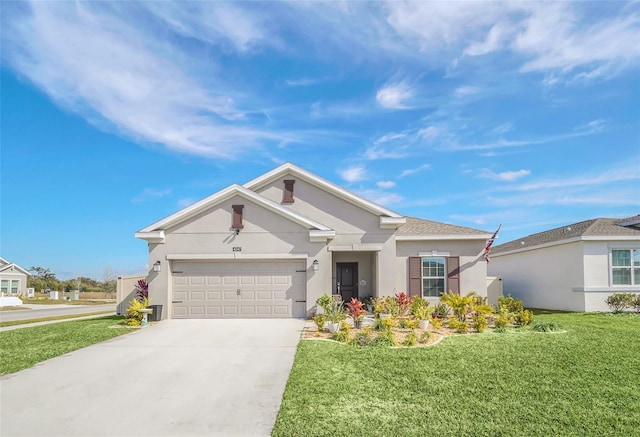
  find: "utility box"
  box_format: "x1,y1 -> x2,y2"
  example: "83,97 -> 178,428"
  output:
49,291 -> 59,300
69,290 -> 79,301
26,288 -> 35,298
148,305 -> 163,322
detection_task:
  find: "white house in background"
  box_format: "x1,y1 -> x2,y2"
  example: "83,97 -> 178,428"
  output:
135,163 -> 492,320
488,215 -> 640,312
0,257 -> 30,296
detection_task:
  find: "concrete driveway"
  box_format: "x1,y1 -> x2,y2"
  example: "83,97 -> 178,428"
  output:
0,319 -> 305,437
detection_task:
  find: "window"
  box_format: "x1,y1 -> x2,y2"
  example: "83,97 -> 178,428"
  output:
422,258 -> 446,297
2,280 -> 19,295
612,249 -> 640,285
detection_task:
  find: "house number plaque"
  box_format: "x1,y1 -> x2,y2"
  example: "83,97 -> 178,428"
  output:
232,247 -> 242,252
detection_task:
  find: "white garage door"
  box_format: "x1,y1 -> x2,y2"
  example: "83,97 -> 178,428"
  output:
171,261 -> 307,319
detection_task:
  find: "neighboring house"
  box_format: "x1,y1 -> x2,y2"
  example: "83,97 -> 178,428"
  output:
488,215 -> 640,312
0,258 -> 30,296
135,163 -> 492,319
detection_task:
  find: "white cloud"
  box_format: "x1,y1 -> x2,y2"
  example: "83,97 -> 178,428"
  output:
478,169 -> 531,182
454,86 -> 481,98
399,163 -> 431,178
377,180 -> 396,189
132,188 -> 172,203
340,165 -> 367,183
376,81 -> 414,109
418,126 -> 441,140
357,190 -> 404,207
1,1 -> 284,159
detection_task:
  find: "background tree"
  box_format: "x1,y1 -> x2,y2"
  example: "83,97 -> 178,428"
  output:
27,266 -> 60,292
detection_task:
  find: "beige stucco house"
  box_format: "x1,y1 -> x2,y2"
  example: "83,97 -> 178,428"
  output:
488,215 -> 640,312
135,163 -> 492,319
0,257 -> 30,296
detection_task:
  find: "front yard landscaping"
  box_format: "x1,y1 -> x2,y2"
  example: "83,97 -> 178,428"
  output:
0,316 -> 132,375
273,311 -> 640,436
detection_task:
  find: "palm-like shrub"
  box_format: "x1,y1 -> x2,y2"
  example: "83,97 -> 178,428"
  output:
440,291 -> 476,321
345,298 -> 367,325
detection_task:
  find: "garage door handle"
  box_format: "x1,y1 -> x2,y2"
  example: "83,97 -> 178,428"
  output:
295,300 -> 306,303
172,300 -> 183,303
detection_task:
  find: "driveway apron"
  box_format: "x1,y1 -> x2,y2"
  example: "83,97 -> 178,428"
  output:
0,319 -> 305,437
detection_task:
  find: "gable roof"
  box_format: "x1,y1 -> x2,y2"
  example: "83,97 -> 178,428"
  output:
0,258 -> 31,276
396,217 -> 492,240
244,162 -> 404,220
492,215 -> 640,255
136,184 -> 335,243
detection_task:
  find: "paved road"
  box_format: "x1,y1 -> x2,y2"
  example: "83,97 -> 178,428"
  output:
0,319 -> 304,437
0,303 -> 116,322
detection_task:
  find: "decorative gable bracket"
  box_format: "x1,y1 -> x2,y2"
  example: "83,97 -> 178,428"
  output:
309,230 -> 336,243
134,230 -> 166,244
380,216 -> 406,229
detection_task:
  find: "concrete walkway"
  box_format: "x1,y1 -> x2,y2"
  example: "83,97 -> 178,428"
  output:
0,319 -> 304,437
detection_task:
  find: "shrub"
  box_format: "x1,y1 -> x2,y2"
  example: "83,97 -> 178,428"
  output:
605,293 -> 635,312
404,319 -> 420,329
440,291 -> 476,321
514,309 -> 534,327
380,317 -> 397,330
418,331 -> 432,344
494,308 -> 512,328
633,295 -> 640,313
395,292 -> 411,314
313,314 -> 327,331
340,320 -> 351,331
345,298 -> 367,325
350,328 -> 373,346
533,321 -> 564,332
326,300 -> 346,324
371,328 -> 397,347
135,279 -> 148,301
472,314 -> 488,333
125,297 -> 150,326
494,325 -> 507,333
331,330 -> 349,343
498,294 -> 524,313
432,303 -> 449,318
447,317 -> 469,334
402,331 -> 418,347
430,316 -> 443,330
316,294 -> 334,314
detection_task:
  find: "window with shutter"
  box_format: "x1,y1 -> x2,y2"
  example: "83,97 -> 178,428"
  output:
232,205 -> 244,229
410,256 -> 461,297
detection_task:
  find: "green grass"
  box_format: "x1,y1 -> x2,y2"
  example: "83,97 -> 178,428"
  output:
273,313 -> 640,436
0,316 -> 131,375
0,310 -> 115,327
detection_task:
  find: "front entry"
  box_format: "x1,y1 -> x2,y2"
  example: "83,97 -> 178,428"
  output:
336,262 -> 358,302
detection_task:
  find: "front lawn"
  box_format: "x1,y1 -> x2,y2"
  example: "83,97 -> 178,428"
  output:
273,312 -> 640,436
0,316 -> 132,375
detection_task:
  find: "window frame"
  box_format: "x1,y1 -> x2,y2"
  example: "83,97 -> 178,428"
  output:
421,257 -> 447,298
610,248 -> 640,286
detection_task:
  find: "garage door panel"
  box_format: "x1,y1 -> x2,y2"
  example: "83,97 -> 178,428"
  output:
171,261 -> 306,319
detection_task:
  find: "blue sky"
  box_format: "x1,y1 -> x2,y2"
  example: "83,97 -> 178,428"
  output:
1,1 -> 639,279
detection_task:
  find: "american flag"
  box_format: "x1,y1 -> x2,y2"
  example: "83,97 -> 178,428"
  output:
484,224 -> 501,263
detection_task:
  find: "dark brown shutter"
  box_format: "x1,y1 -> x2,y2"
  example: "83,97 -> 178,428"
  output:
408,257 -> 422,297
283,179 -> 295,204
446,256 -> 460,294
232,205 -> 244,229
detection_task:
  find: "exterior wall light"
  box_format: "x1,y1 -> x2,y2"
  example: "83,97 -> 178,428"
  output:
312,259 -> 319,271
153,261 -> 161,272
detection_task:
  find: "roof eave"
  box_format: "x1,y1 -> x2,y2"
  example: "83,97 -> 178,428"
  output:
396,234 -> 492,241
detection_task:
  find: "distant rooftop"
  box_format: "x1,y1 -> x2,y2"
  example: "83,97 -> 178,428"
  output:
397,216 -> 489,236
492,215 -> 640,254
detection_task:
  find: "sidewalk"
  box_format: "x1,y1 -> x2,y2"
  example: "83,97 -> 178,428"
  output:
0,311 -> 117,332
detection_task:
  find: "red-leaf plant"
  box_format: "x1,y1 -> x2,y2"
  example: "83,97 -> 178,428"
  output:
395,292 -> 411,314
135,279 -> 149,301
346,298 -> 367,324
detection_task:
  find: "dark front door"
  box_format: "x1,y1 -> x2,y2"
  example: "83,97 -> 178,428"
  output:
337,263 -> 358,302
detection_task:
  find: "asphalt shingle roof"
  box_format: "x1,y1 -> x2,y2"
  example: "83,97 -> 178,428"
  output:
492,215 -> 640,254
397,216 -> 489,236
